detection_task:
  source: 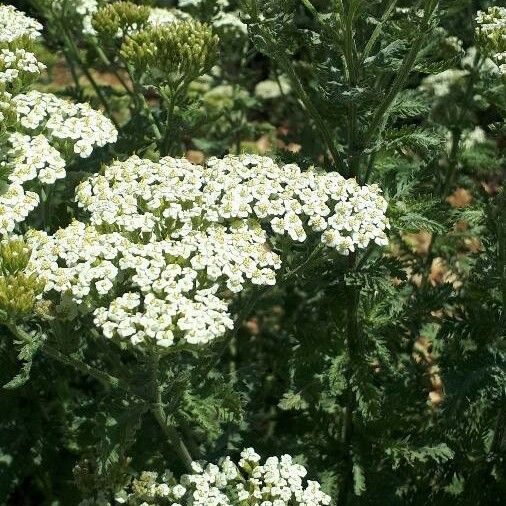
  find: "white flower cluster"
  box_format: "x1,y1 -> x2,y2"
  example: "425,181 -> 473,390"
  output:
0,48 -> 46,87
255,77 -> 291,100
77,155 -> 388,253
13,90 -> 118,157
476,7 -> 506,75
148,8 -> 190,27
7,133 -> 66,185
179,0 -> 229,8
0,5 -> 43,43
420,69 -> 469,97
46,0 -> 99,36
116,448 -> 331,506
0,183 -> 39,235
0,7 -> 117,236
25,155 -> 388,348
212,11 -> 248,38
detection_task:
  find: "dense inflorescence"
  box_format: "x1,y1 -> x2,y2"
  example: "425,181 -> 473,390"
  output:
120,20 -> 218,85
0,48 -> 46,91
0,6 -> 118,236
12,91 -> 118,157
25,154 -> 389,348
114,448 -> 331,506
0,4 -> 43,43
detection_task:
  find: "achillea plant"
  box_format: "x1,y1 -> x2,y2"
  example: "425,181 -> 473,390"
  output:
0,2 -> 504,505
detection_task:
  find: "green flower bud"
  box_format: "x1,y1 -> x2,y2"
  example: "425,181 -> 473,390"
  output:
92,1 -> 151,52
0,238 -> 31,275
0,239 -> 45,320
0,272 -> 44,319
120,20 -> 219,89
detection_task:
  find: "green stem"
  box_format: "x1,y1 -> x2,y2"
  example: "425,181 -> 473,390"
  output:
125,66 -> 163,142
59,26 -> 120,129
148,353 -> 194,472
442,128 -> 462,197
281,57 -> 349,175
339,0 -> 361,178
5,323 -> 124,392
337,253 -> 361,506
160,89 -> 179,156
300,0 -> 320,19
363,0 -> 438,149
361,0 -> 398,62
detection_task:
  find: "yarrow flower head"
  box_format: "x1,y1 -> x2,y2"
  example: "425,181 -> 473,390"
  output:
113,448 -> 332,506
25,155 -> 389,349
12,90 -> 118,157
38,0 -> 100,37
0,5 -> 42,44
0,34 -> 117,236
0,48 -> 46,93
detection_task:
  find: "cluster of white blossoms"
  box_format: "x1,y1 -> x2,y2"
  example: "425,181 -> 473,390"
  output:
24,155 -> 388,347
76,155 -> 388,253
420,69 -> 470,97
0,4 -> 43,43
0,183 -> 39,236
476,7 -> 506,75
212,11 -> 248,38
0,6 -> 118,236
6,133 -> 66,185
148,7 -> 190,27
114,448 -> 331,506
44,0 -> 99,36
0,48 -> 46,87
13,90 -> 118,157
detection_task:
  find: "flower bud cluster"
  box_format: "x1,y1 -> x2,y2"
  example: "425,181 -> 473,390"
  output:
0,5 -> 43,43
476,7 -> 506,75
92,1 -> 191,50
92,2 -> 151,43
116,448 -> 331,506
25,155 -> 388,348
120,21 -> 218,86
0,238 -> 44,320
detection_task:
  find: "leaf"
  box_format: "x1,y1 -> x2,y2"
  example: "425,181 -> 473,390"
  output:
384,125 -> 445,155
96,402 -> 147,476
278,391 -> 309,411
3,330 -> 44,390
386,442 -> 455,469
389,90 -> 431,120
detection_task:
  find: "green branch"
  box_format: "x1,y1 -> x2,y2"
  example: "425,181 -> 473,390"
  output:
363,0 -> 438,149
5,323 -> 125,392
148,353 -> 194,472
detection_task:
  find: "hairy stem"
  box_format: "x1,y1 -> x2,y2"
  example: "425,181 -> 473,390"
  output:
363,0 -> 438,149
5,323 -> 125,392
148,353 -> 194,472
337,254 -> 361,506
59,25 -> 120,129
